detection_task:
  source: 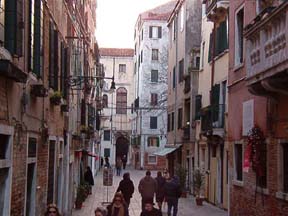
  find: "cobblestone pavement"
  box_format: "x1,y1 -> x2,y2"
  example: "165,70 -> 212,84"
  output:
72,167 -> 228,216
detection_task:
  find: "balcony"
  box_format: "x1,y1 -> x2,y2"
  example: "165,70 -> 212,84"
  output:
244,2 -> 288,95
201,104 -> 225,135
203,0 -> 229,22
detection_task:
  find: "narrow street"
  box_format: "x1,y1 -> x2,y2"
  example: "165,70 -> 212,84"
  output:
72,168 -> 228,216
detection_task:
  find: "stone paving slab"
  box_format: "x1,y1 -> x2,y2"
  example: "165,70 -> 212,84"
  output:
72,168 -> 228,216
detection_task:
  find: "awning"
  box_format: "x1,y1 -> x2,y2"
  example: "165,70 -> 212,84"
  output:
153,145 -> 182,156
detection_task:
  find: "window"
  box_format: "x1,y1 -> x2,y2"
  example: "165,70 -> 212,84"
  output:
147,137 -> 160,147
28,137 -> 37,158
167,114 -> 171,132
151,93 -> 158,106
173,19 -> 176,40
29,0 -> 43,77
150,117 -> 157,129
116,87 -> 127,114
201,42 -> 205,68
0,134 -> 10,159
104,148 -> 110,157
151,70 -> 158,82
171,112 -> 174,131
141,29 -> 143,40
104,130 -> 110,141
172,67 -> 176,88
148,155 -> 157,164
49,22 -> 59,90
141,50 -> 143,63
178,59 -> 184,83
152,49 -> 158,61
283,144 -> 288,193
119,64 -> 126,73
235,8 -> 244,66
195,95 -> 202,120
180,6 -> 184,31
103,94 -> 108,108
178,108 -> 183,129
149,26 -> 162,39
257,142 -> 267,188
234,144 -> 243,181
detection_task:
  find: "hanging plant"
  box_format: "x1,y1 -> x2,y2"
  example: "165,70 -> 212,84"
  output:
247,126 -> 266,177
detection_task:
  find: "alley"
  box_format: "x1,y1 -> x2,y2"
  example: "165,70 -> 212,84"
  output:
72,168 -> 228,216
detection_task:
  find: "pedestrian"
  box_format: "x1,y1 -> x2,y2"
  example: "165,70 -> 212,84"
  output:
117,172 -> 135,207
122,155 -> 127,169
138,170 -> 158,211
107,192 -> 129,216
163,168 -> 170,180
105,157 -> 110,168
101,157 -> 104,169
45,203 -> 61,216
116,157 -> 122,176
155,171 -> 166,211
95,207 -> 107,216
164,176 -> 182,216
140,200 -> 162,216
84,166 -> 94,194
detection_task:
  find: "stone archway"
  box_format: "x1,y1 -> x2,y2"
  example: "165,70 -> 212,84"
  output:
116,136 -> 129,161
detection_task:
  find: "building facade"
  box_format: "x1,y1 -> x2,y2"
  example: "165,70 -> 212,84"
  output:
0,0 -> 99,215
196,0 -> 229,209
132,1 -> 176,170
99,48 -> 134,166
228,0 -> 288,215
166,0 -> 202,191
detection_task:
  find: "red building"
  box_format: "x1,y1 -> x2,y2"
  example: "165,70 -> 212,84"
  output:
228,0 -> 288,215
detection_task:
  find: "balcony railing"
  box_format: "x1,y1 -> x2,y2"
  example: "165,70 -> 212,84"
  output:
201,104 -> 225,132
244,2 -> 288,83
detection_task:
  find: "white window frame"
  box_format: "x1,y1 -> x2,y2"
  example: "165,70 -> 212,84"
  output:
0,124 -> 13,216
147,154 -> 157,165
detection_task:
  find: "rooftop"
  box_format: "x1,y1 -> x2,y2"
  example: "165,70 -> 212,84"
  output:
99,48 -> 134,57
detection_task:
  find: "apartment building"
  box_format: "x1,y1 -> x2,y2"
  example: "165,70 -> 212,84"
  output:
228,0 -> 288,215
132,1 -> 176,170
196,0 -> 229,208
166,0 -> 201,190
99,48 -> 134,166
0,0 -> 99,215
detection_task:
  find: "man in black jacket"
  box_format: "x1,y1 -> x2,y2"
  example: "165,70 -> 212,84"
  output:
117,172 -> 134,206
164,175 -> 181,216
140,200 -> 162,216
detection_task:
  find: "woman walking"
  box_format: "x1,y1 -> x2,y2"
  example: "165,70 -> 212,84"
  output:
155,171 -> 166,211
45,204 -> 61,216
107,192 -> 129,216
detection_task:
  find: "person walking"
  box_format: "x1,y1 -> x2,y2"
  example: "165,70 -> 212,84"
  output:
117,172 -> 135,207
116,157 -> 122,176
107,192 -> 129,216
104,157 -> 110,168
140,200 -> 162,216
138,170 -> 158,211
45,203 -> 61,216
84,166 -> 94,194
155,171 -> 166,211
122,155 -> 127,169
95,207 -> 107,216
164,176 -> 182,216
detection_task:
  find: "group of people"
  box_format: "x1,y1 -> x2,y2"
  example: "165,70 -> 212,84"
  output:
44,168 -> 181,216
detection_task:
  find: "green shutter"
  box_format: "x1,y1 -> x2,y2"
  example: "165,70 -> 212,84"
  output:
158,27 -> 162,38
49,22 -> 55,88
208,33 -> 213,62
212,84 -> 220,122
195,95 -> 202,120
157,138 -> 160,147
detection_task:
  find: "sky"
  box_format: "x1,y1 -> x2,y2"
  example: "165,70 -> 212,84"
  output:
96,0 -> 173,49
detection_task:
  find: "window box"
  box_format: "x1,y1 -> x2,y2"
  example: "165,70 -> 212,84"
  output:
50,91 -> 62,105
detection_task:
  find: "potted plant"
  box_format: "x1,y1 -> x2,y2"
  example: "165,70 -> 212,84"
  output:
176,165 -> 187,198
193,168 -> 205,206
75,184 -> 86,209
50,91 -> 62,105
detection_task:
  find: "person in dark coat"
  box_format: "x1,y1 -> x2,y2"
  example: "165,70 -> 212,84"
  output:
164,176 -> 182,216
155,171 -> 166,211
117,172 -> 135,207
138,170 -> 158,211
121,155 -> 127,169
140,200 -> 162,216
84,166 -> 94,186
107,192 -> 129,216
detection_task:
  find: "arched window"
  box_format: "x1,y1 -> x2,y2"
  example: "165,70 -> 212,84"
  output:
116,87 -> 127,114
103,94 -> 108,108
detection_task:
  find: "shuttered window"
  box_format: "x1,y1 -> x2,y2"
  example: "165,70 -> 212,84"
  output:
151,70 -> 158,82
49,22 -> 59,90
149,26 -> 162,39
104,130 -> 110,141
5,0 -> 23,56
152,49 -> 158,61
102,94 -> 108,108
195,95 -> 202,120
116,87 -> 127,114
178,59 -> 184,83
211,84 -> 220,122
234,144 -> 243,181
178,108 -> 183,129
172,67 -> 176,88
151,93 -> 158,106
150,117 -> 157,129
80,99 -> 86,125
171,112 -> 174,131
167,113 -> 171,132
60,46 -> 68,99
147,137 -> 160,147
